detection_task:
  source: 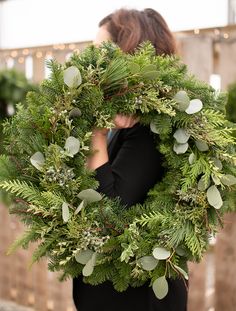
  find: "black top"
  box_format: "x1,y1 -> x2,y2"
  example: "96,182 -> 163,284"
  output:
73,123 -> 187,311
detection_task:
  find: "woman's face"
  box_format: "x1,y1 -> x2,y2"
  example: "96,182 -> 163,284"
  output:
94,25 -> 111,46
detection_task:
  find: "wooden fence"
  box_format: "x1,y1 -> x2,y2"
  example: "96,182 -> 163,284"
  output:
1,203 -> 235,311
0,203 -> 75,311
1,24 -> 236,89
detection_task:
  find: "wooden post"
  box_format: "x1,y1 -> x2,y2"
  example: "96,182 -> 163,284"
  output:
32,53 -> 45,83
32,259 -> 49,310
188,258 -> 206,311
218,39 -> 236,90
215,213 -> 236,311
0,204 -> 12,301
177,36 -> 213,83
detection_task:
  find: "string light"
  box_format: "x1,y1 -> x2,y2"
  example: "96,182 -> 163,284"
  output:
36,51 -> 43,58
22,48 -> 29,56
223,33 -> 229,39
214,28 -> 220,36
11,50 -> 18,58
0,26 -> 235,66
18,57 -> 25,64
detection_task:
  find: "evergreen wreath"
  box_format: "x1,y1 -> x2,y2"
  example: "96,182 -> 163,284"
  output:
0,42 -> 236,299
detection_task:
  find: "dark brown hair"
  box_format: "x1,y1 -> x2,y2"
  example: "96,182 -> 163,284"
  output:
99,8 -> 176,55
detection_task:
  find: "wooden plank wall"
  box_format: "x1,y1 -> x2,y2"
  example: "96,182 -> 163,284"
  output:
0,203 -> 76,311
0,202 -> 214,311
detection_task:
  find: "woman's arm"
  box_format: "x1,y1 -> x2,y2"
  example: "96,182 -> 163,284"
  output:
86,115 -> 138,171
86,128 -> 109,170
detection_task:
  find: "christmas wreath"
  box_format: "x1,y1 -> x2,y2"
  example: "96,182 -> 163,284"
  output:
0,42 -> 235,299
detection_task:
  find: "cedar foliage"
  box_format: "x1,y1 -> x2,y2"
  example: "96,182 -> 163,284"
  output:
0,42 -> 235,293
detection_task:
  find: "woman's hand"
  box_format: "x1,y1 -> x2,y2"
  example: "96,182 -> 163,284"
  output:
86,114 -> 139,170
91,114 -> 139,136
113,114 -> 139,129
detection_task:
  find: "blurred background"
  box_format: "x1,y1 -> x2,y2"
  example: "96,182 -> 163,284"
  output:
0,0 -> 236,310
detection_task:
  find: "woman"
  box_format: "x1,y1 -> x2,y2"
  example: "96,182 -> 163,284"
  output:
73,8 -> 188,311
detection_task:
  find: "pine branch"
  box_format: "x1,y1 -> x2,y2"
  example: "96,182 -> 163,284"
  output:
30,233 -> 61,266
0,155 -> 18,180
7,229 -> 40,255
0,180 -> 44,205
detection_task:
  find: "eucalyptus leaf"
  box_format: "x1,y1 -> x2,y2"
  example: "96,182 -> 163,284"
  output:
152,276 -> 169,299
211,173 -> 221,185
141,64 -> 157,72
173,142 -> 189,154
62,202 -> 70,222
173,90 -> 190,112
138,256 -> 158,271
173,265 -> 189,280
141,65 -> 158,80
82,252 -> 97,277
65,136 -> 80,156
185,99 -> 203,114
69,108 -> 82,119
212,158 -> 223,170
75,200 -> 86,214
175,246 -> 187,257
153,247 -> 170,260
78,189 -> 102,203
195,140 -> 209,152
188,153 -> 196,165
207,185 -> 223,209
75,249 -> 94,264
173,128 -> 190,144
30,152 -> 45,171
63,66 -> 82,88
142,71 -> 159,80
150,121 -> 160,134
129,63 -> 140,74
221,174 -> 236,186
198,176 -> 211,191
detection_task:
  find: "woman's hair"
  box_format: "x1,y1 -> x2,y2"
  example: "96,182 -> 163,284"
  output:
99,8 -> 176,55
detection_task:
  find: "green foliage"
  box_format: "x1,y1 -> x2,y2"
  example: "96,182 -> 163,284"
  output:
226,82 -> 236,123
0,69 -> 36,120
0,69 -> 37,157
7,229 -> 40,255
0,155 -> 18,180
0,180 -> 43,205
226,82 -> 236,139
0,42 -> 235,297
